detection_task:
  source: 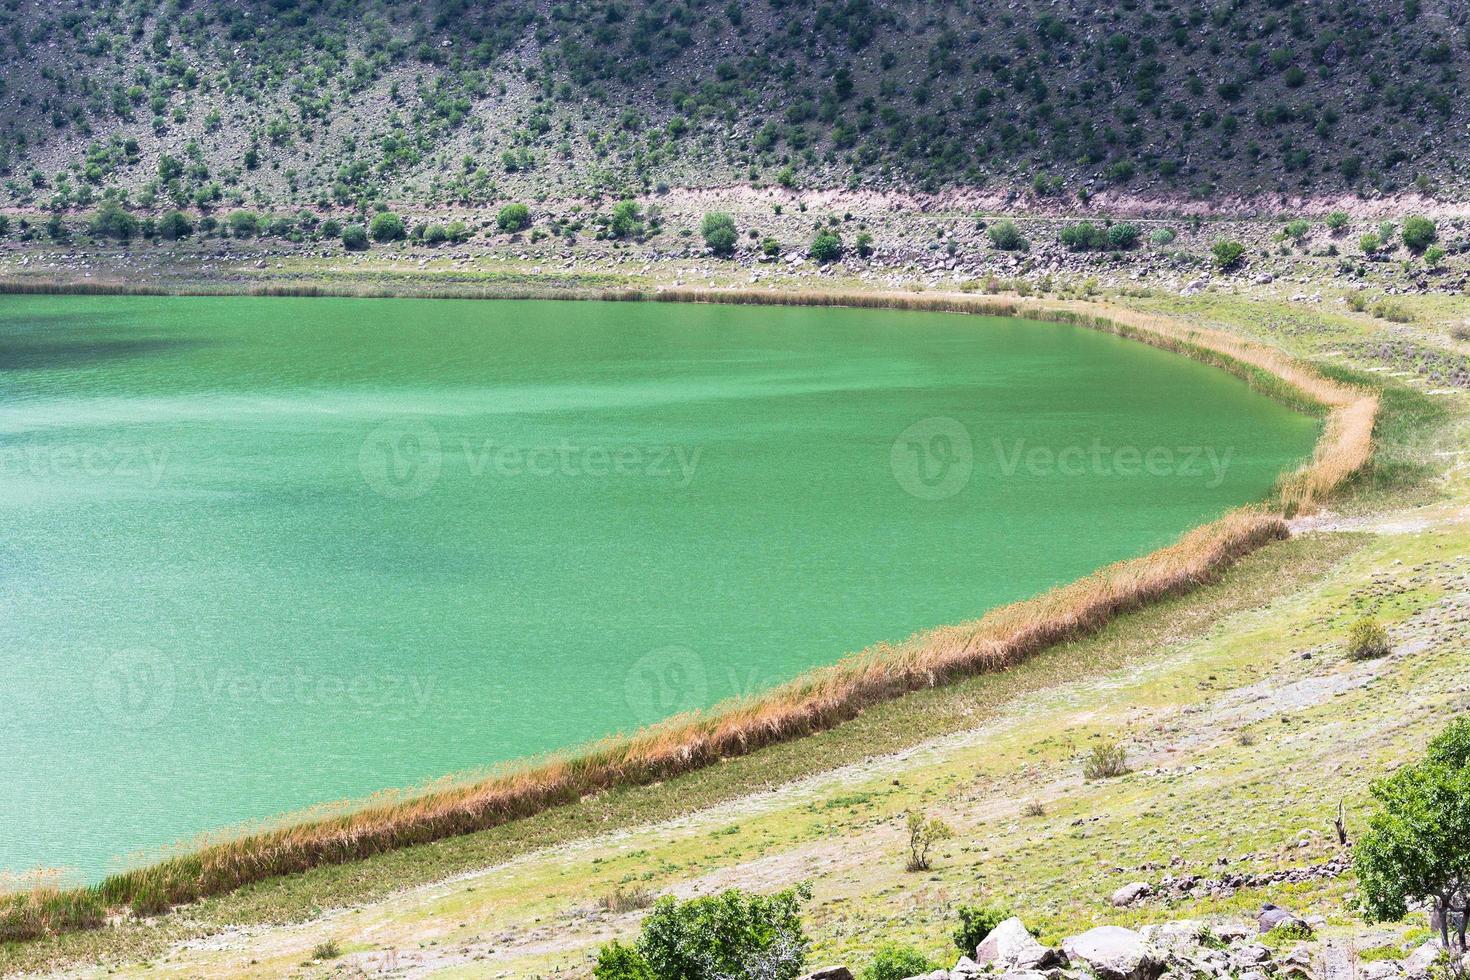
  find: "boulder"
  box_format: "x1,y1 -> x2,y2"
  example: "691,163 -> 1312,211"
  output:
1061,926 -> 1162,980
802,969 -> 853,980
1111,882 -> 1153,907
1360,962 -> 1403,980
952,956 -> 982,977
976,918 -> 1066,971
1257,904 -> 1312,935
1402,940 -> 1443,978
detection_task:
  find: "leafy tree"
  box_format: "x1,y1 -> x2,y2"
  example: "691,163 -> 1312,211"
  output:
1211,239 -> 1246,268
987,220 -> 1028,252
700,211 -> 738,256
855,231 -> 874,258
863,944 -> 936,980
1356,719 -> 1470,950
1401,215 -> 1437,253
954,902 -> 1014,954
158,210 -> 193,240
594,886 -> 810,980
497,203 -> 531,233
809,230 -> 843,262
445,220 -> 470,244
88,200 -> 136,240
368,211 -> 406,242
610,199 -> 644,239
1107,223 -> 1140,250
227,210 -> 260,237
905,810 -> 953,871
341,223 -> 369,250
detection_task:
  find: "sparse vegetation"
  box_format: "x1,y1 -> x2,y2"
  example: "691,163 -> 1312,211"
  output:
1083,739 -> 1130,780
497,203 -> 532,234
863,943 -> 936,980
1401,216 -> 1437,253
1346,617 -> 1391,660
988,221 -> 1028,252
1212,240 -> 1246,269
700,212 -> 738,256
904,810 -> 953,872
954,902 -> 1014,953
809,231 -> 844,263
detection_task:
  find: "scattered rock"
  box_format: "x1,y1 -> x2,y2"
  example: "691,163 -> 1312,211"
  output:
1112,882 -> 1153,907
803,968 -> 854,980
976,918 -> 1066,971
1258,904 -> 1313,936
1062,926 -> 1161,980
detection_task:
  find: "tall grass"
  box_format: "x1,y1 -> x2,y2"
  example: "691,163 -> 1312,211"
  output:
0,289 -> 1376,941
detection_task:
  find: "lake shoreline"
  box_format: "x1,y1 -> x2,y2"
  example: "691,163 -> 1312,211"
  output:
0,291 -> 1376,944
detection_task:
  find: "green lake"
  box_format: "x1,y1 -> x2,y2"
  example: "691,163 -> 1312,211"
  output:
0,295 -> 1320,879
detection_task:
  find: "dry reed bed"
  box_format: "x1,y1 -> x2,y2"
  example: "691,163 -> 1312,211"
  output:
0,290 -> 1377,941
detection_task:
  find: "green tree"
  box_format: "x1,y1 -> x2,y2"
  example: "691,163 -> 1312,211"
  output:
610,199 -> 644,239
637,886 -> 810,980
497,203 -> 531,233
88,200 -> 136,240
954,903 -> 1014,954
1401,215 -> 1437,253
1107,223 -> 1140,250
700,212 -> 738,256
855,231 -> 874,258
987,220 -> 1028,252
1212,239 -> 1246,268
809,230 -> 843,263
593,941 -> 656,980
341,224 -> 369,250
368,211 -> 406,242
423,223 -> 448,245
157,210 -> 193,240
226,210 -> 260,237
1355,719 -> 1470,949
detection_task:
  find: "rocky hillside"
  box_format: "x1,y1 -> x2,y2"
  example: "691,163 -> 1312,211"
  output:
0,0 -> 1467,211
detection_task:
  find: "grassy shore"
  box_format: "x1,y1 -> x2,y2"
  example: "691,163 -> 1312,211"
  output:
0,291 -> 1375,941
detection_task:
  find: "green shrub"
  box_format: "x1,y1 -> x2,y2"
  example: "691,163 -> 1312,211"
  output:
639,886 -> 810,980
761,236 -> 781,258
855,231 -> 874,258
863,944 -> 936,980
226,209 -> 259,238
610,199 -> 644,239
0,214 -> 9,237
1083,739 -> 1130,780
497,203 -> 531,233
368,211 -> 406,242
1401,216 -> 1437,253
1059,222 -> 1107,251
809,231 -> 843,263
905,810 -> 953,871
954,902 -> 1013,954
1211,239 -> 1246,268
1346,617 -> 1390,660
700,211 -> 738,256
594,941 -> 656,980
1360,233 -> 1382,254
1326,210 -> 1350,232
445,220 -> 470,244
320,218 -> 342,239
158,210 -> 193,240
1149,227 -> 1176,246
987,220 -> 1028,251
312,939 -> 342,960
341,224 -> 369,250
1425,245 -> 1446,268
1371,299 -> 1413,323
88,200 -> 136,240
1284,219 -> 1311,241
423,223 -> 448,245
1107,223 -> 1140,250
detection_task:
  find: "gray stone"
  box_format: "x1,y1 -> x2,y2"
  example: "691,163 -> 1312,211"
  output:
1210,923 -> 1255,944
1360,961 -> 1402,980
1230,944 -> 1272,968
1402,940 -> 1443,978
1258,904 -> 1313,936
1061,926 -> 1161,980
1112,882 -> 1153,907
802,969 -> 853,980
977,918 -> 1066,972
952,956 -> 982,977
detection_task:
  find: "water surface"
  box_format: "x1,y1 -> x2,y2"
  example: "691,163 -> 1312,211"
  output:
0,295 -> 1319,878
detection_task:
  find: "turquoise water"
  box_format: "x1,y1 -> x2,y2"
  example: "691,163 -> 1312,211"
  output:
0,295 -> 1319,880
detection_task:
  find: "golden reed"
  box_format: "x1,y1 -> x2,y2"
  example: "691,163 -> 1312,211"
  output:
0,289 -> 1375,939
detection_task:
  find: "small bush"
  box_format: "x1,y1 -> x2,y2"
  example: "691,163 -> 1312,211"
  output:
1425,245 -> 1446,268
423,223 -> 448,245
1083,740 -> 1130,780
1021,800 -> 1046,817
1347,617 -> 1390,660
595,940 -> 656,980
863,944 -> 936,980
700,212 -> 738,256
341,224 -> 369,250
1284,219 -> 1311,241
988,220 -> 1028,251
1371,299 -> 1413,323
1149,227 -> 1176,246
610,199 -> 644,239
600,886 -> 656,913
905,810 -> 953,872
1108,223 -> 1141,250
954,902 -> 1013,953
497,203 -> 531,233
1326,210 -> 1350,232
1360,233 -> 1382,254
855,231 -> 874,258
810,231 -> 844,263
88,201 -> 137,241
1060,222 -> 1107,251
226,209 -> 260,238
312,939 -> 341,960
761,236 -> 781,258
158,210 -> 193,240
368,211 -> 406,242
1401,216 -> 1437,253
1211,239 -> 1246,269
